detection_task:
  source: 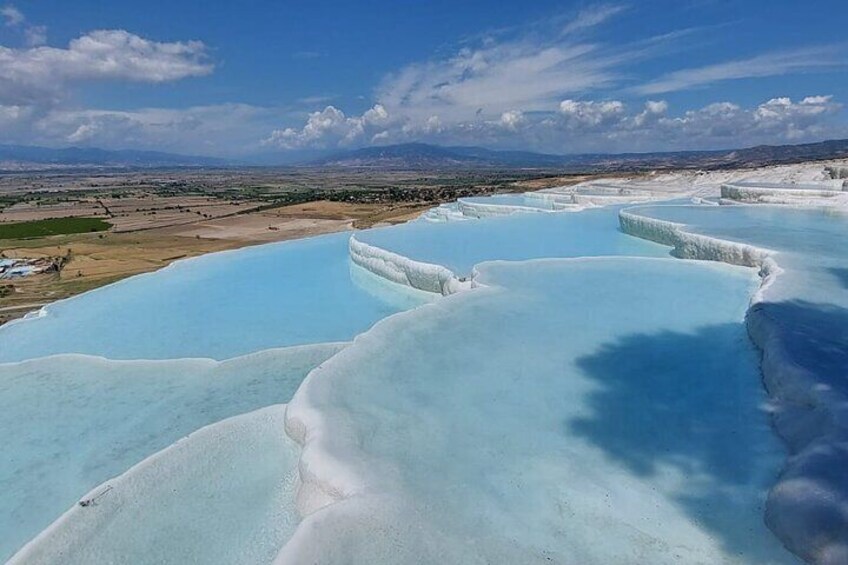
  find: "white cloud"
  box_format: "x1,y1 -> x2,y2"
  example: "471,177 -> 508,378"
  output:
23,24 -> 46,46
0,17 -> 225,153
633,99 -> 667,126
0,102 -> 31,128
559,99 -> 625,128
374,40 -> 619,127
263,104 -> 393,149
268,95 -> 845,154
360,5 -> 650,134
269,7 -> 757,152
751,95 -> 841,140
499,110 -> 524,130
1,4 -> 845,158
0,103 -> 282,156
628,95 -> 843,150
1,4 -> 23,26
0,29 -> 213,105
266,7 -> 848,155
635,46 -> 846,95
2,5 -> 46,46
562,4 -> 627,36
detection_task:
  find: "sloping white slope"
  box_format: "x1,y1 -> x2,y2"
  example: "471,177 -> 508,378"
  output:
0,343 -> 344,562
11,405 -> 300,565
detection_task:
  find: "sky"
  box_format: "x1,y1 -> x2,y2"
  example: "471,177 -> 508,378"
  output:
1,0 -> 847,160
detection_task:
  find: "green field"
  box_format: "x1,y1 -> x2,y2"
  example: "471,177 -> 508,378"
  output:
0,217 -> 111,240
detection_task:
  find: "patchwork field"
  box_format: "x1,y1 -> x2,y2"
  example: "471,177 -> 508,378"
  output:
0,217 -> 111,239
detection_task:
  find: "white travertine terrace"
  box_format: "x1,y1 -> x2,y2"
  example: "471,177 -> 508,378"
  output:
456,198 -> 552,218
349,234 -> 471,295
721,180 -> 846,204
618,208 -> 772,268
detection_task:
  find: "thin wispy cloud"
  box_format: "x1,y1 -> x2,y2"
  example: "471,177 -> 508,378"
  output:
296,94 -> 337,106
376,41 -> 618,122
370,4 -> 648,125
561,3 -> 628,35
23,25 -> 46,46
634,45 -> 847,94
2,4 -> 46,45
1,4 -> 23,26
292,50 -> 323,60
28,104 -> 277,155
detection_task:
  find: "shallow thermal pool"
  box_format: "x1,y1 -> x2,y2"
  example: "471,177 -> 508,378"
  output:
0,232 -> 430,362
284,257 -> 795,563
357,205 -> 668,276
622,203 -> 848,561
11,405 -> 301,565
624,204 -> 848,265
0,198 -> 805,563
0,344 -> 343,562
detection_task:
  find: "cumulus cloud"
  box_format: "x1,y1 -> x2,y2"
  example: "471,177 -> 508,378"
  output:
499,110 -> 525,130
0,29 -> 213,105
633,99 -> 668,127
268,94 -> 844,154
0,15 -> 225,153
559,99 -> 625,129
751,95 -> 841,139
263,104 -> 392,149
596,95 -> 843,151
0,102 -> 31,130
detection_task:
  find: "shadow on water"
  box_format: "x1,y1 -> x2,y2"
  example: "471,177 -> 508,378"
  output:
752,299 -> 848,397
827,267 -> 848,290
568,322 -> 794,562
745,299 -> 848,562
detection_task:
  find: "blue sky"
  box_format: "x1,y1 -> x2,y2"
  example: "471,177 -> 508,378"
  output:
1,1 -> 847,159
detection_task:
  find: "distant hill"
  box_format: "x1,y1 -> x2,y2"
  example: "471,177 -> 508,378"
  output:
308,143 -> 494,168
308,139 -> 848,171
4,138 -> 848,173
0,144 -> 233,171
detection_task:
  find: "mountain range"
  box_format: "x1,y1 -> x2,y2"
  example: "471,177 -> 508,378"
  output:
2,138 -> 848,172
310,140 -> 848,171
0,144 -> 231,171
